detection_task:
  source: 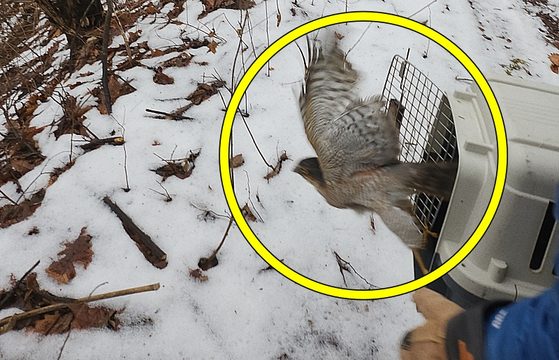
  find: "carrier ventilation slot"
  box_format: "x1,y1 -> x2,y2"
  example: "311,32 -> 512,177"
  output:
529,201 -> 556,271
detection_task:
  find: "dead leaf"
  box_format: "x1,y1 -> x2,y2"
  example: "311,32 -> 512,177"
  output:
167,3 -> 183,19
189,268 -> 208,282
153,150 -> 200,180
198,0 -> 255,18
153,67 -> 174,84
184,37 -> 210,49
128,30 -> 142,44
45,228 -> 93,284
90,75 -> 136,114
552,64 -> 559,74
70,303 -> 118,330
162,52 -> 192,68
144,2 -> 159,15
241,203 -> 257,222
150,48 -> 165,57
0,189 -> 45,228
334,31 -> 344,40
186,81 -> 223,105
31,311 -> 73,335
48,159 -> 75,186
28,226 -> 40,235
230,154 -> 244,168
207,40 -> 218,54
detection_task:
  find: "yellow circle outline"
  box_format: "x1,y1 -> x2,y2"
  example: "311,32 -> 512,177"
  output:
219,12 -> 507,299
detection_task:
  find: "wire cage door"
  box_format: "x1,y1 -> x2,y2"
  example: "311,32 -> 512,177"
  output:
381,55 -> 458,231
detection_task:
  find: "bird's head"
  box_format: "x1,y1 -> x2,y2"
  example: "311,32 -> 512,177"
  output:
294,157 -> 325,188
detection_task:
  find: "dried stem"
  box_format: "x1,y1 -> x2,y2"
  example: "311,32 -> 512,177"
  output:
101,0 -> 114,114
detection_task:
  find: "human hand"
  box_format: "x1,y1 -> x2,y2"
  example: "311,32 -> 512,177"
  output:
400,287 -> 464,360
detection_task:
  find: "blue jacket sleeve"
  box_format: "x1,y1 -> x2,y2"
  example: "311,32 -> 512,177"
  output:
484,253 -> 559,360
484,186 -> 559,360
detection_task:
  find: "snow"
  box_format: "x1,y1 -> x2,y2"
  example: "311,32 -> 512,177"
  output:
1,0 -> 559,359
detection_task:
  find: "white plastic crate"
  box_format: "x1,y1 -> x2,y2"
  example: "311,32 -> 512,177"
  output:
439,74 -> 559,304
382,57 -> 559,306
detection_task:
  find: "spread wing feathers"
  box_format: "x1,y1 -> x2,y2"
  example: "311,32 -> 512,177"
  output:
375,204 -> 424,248
299,39 -> 400,184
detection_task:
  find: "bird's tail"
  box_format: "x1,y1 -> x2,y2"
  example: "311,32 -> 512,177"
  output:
391,161 -> 458,200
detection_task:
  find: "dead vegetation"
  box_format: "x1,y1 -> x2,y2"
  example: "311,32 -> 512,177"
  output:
523,0 -> 559,50
0,0 -> 291,346
0,263 -> 159,336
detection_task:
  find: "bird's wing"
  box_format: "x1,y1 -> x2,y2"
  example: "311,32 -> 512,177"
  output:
375,204 -> 423,248
299,39 -> 400,183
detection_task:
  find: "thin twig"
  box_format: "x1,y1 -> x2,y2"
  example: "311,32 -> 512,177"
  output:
408,0 -> 437,18
244,171 -> 263,222
211,216 -> 234,258
333,251 -> 378,289
101,0 -> 114,114
189,202 -> 230,220
145,108 -> 194,120
56,322 -> 72,360
264,2 -> 271,76
346,23 -> 373,58
0,189 -> 17,206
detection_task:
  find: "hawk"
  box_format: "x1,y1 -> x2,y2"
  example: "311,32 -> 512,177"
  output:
294,38 -> 457,249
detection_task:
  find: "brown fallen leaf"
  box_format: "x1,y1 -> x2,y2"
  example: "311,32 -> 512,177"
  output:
150,48 -> 165,57
162,52 -> 192,68
0,189 -> 45,228
144,2 -> 159,15
70,303 -> 119,330
45,227 -> 93,284
128,30 -> 142,44
153,150 -> 201,181
167,2 -> 183,19
198,0 -> 255,18
241,203 -> 257,222
31,311 -> 73,335
186,81 -> 223,105
189,268 -> 208,282
207,40 -> 218,54
153,67 -> 174,85
230,153 -> 244,168
48,159 -> 76,187
90,75 -> 136,114
28,226 -> 40,235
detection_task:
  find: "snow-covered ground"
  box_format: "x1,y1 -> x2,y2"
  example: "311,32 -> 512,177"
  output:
1,0 -> 558,358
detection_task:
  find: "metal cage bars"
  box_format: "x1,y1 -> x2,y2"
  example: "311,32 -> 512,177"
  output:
381,55 -> 458,230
